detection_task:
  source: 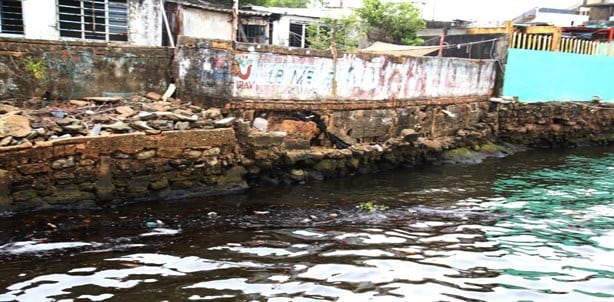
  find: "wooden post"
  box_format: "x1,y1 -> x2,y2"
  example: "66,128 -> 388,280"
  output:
551,27 -> 562,51
232,0 -> 238,41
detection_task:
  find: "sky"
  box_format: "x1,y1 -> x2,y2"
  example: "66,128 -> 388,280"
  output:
412,0 -> 582,22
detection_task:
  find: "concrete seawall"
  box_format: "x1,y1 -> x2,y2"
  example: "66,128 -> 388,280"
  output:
1,100 -> 612,214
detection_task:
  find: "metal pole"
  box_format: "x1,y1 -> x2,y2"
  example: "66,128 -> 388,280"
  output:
160,0 -> 174,47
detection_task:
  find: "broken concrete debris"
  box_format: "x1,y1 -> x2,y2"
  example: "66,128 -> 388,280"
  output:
0,93 -> 241,147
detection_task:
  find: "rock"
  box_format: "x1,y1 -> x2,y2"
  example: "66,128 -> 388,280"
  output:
276,119 -> 318,140
247,131 -> 286,147
136,149 -> 156,160
252,117 -> 268,131
137,111 -> 156,121
151,102 -> 170,112
0,104 -> 20,114
0,114 -> 32,138
215,117 -> 236,128
61,123 -> 83,132
174,121 -> 190,130
154,111 -> 174,119
189,105 -> 203,113
56,117 -> 79,126
145,92 -> 162,101
401,128 -> 421,142
69,100 -> 90,107
175,114 -> 198,122
131,121 -> 154,131
103,121 -> 132,132
51,111 -> 66,118
149,178 -> 169,190
116,106 -> 135,116
52,157 -> 75,169
0,136 -> 13,146
50,134 -> 72,140
289,169 -> 306,181
203,108 -> 222,120
84,96 -> 122,103
173,109 -> 193,116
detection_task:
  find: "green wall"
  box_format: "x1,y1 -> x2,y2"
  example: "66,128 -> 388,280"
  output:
503,48 -> 614,102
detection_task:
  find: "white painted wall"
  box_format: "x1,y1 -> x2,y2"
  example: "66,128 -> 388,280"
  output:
271,15 -> 318,47
6,0 -> 163,45
534,10 -> 589,26
129,0 -> 163,46
21,0 -> 59,40
180,8 -> 232,41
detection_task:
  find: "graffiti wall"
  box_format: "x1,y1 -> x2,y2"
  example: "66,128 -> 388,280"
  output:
175,45 -> 233,102
335,54 -> 495,100
0,38 -> 171,99
233,53 -> 334,100
175,38 -> 498,104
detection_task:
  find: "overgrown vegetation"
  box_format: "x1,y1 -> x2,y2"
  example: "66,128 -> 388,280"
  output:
24,56 -> 47,81
357,201 -> 388,212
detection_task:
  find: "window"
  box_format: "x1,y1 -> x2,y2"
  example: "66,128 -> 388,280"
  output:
58,0 -> 128,42
239,24 -> 266,43
289,22 -> 308,48
0,0 -> 24,35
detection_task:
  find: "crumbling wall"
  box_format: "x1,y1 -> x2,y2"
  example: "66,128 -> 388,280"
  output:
174,37 -> 497,106
0,38 -> 172,100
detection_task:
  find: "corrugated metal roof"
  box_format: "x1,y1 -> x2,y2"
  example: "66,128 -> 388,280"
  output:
167,0 -> 271,16
248,5 -> 351,19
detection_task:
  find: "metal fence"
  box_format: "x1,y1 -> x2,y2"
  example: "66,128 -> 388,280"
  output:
57,0 -> 128,42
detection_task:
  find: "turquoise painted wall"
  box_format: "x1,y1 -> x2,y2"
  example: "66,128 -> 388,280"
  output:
503,48 -> 614,102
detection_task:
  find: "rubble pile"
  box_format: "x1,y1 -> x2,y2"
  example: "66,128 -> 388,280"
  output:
0,93 -> 231,147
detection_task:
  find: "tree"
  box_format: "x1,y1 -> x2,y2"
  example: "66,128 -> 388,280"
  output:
306,16 -> 361,52
355,0 -> 425,45
306,0 -> 425,51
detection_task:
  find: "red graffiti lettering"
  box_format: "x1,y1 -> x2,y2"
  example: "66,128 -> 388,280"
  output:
237,81 -> 254,89
238,65 -> 252,80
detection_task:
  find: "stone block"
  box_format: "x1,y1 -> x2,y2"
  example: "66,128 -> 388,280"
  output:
51,156 -> 76,169
17,163 -> 51,175
247,131 -> 286,147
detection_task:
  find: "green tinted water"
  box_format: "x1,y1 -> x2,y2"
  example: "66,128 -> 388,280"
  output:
0,147 -> 612,301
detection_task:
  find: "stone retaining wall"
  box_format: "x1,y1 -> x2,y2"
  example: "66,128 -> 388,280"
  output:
1,101 -> 612,214
0,129 -> 243,212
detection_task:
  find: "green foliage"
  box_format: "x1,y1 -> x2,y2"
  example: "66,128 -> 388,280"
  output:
357,201 -> 388,212
24,56 -> 47,81
306,16 -> 361,52
305,0 -> 425,51
355,0 -> 425,45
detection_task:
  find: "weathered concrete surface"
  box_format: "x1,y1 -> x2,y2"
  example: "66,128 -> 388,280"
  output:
0,38 -> 172,100
0,100 -> 612,214
174,37 -> 497,106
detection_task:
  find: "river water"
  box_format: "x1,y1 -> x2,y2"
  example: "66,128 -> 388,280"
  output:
0,147 -> 612,302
